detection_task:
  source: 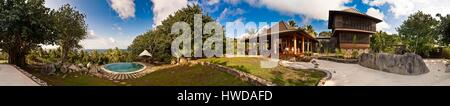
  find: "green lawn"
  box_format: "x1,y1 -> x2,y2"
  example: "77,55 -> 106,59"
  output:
29,64 -> 251,86
197,57 -> 326,86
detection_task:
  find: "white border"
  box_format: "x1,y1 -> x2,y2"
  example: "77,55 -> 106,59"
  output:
100,62 -> 147,74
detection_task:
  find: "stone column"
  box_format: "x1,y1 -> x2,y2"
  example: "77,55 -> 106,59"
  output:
294,35 -> 297,54
302,36 -> 305,53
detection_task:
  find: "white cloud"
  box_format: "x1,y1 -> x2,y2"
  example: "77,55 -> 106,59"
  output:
109,0 -> 136,20
40,44 -> 60,50
235,0 -> 351,20
363,0 -> 450,34
366,8 -> 391,32
207,0 -> 221,5
217,8 -> 245,22
44,0 -> 74,9
86,30 -> 98,39
364,0 -> 450,18
112,24 -> 123,31
224,0 -> 241,5
151,0 -> 188,27
80,30 -> 133,49
362,0 -> 370,4
366,8 -> 384,20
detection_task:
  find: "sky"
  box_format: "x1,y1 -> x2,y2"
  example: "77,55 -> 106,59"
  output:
43,0 -> 450,49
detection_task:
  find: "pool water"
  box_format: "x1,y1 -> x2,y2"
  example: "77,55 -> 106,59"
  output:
104,63 -> 145,72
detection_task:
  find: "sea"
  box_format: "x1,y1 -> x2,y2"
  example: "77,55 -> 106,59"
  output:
84,49 -> 128,53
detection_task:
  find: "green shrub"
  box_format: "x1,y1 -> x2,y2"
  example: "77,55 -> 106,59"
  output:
0,52 -> 8,60
351,51 -> 359,59
335,48 -> 343,58
444,47 -> 450,59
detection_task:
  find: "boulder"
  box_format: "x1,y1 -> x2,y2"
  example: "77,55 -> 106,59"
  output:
42,64 -> 57,75
88,66 -> 98,74
179,58 -> 188,64
446,63 -> 450,73
359,53 -> 430,75
68,64 -> 81,72
170,59 -> 177,65
87,62 -> 92,69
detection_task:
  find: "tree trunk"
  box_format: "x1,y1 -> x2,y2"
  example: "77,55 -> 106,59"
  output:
61,46 -> 68,65
8,49 -> 26,67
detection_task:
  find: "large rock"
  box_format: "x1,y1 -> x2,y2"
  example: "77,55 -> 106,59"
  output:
42,64 -> 57,75
359,53 -> 430,75
68,64 -> 81,72
179,58 -> 188,64
446,63 -> 450,73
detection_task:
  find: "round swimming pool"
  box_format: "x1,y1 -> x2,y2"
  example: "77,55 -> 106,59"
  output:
101,62 -> 146,74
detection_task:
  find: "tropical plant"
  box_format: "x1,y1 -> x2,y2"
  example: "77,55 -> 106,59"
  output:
335,48 -> 343,58
287,20 -> 297,27
318,31 -> 331,38
128,5 -> 216,63
302,25 -> 318,37
436,14 -> 450,46
443,47 -> 450,59
0,0 -> 57,67
52,4 -> 87,65
397,11 -> 439,57
371,31 -> 402,53
351,51 -> 359,59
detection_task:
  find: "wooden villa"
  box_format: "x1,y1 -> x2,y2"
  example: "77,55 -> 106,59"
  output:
328,8 -> 382,54
244,21 -> 317,58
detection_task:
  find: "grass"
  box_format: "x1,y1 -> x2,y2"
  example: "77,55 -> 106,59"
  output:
125,64 -> 251,86
28,64 -> 251,86
0,60 -> 7,64
197,57 -> 326,86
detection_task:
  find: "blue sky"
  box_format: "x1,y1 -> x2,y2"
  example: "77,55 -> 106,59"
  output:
44,0 -> 450,49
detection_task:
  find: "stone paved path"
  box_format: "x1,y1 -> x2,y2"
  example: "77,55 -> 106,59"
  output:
0,64 -> 39,86
281,59 -> 450,86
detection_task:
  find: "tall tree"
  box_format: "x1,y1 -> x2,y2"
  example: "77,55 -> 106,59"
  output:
52,4 -> 87,65
397,11 -> 438,56
287,20 -> 297,27
303,25 -> 317,37
370,31 -> 401,53
437,14 -> 450,46
128,5 -> 215,63
0,0 -> 57,67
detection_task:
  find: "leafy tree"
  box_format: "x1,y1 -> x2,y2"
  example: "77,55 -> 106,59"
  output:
52,4 -> 87,65
287,20 -> 297,27
318,31 -> 331,38
0,0 -> 57,67
371,31 -> 401,53
436,14 -> 450,46
302,25 -> 317,37
397,11 -> 438,56
128,5 -> 215,63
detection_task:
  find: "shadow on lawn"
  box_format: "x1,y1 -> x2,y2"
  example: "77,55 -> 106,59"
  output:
209,60 -> 249,73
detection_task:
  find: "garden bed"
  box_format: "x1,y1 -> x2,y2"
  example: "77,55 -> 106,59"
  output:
197,57 -> 327,86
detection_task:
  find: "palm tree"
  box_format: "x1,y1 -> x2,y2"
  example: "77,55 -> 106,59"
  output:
303,25 -> 317,37
287,20 -> 297,27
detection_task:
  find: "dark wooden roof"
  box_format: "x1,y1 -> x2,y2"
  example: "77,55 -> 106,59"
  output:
328,8 -> 382,29
255,21 -> 317,41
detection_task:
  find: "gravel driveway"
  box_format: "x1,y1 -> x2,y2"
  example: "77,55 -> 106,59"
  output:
282,59 -> 450,86
0,64 -> 39,86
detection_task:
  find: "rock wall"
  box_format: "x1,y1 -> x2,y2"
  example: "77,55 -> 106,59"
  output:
359,53 -> 430,75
